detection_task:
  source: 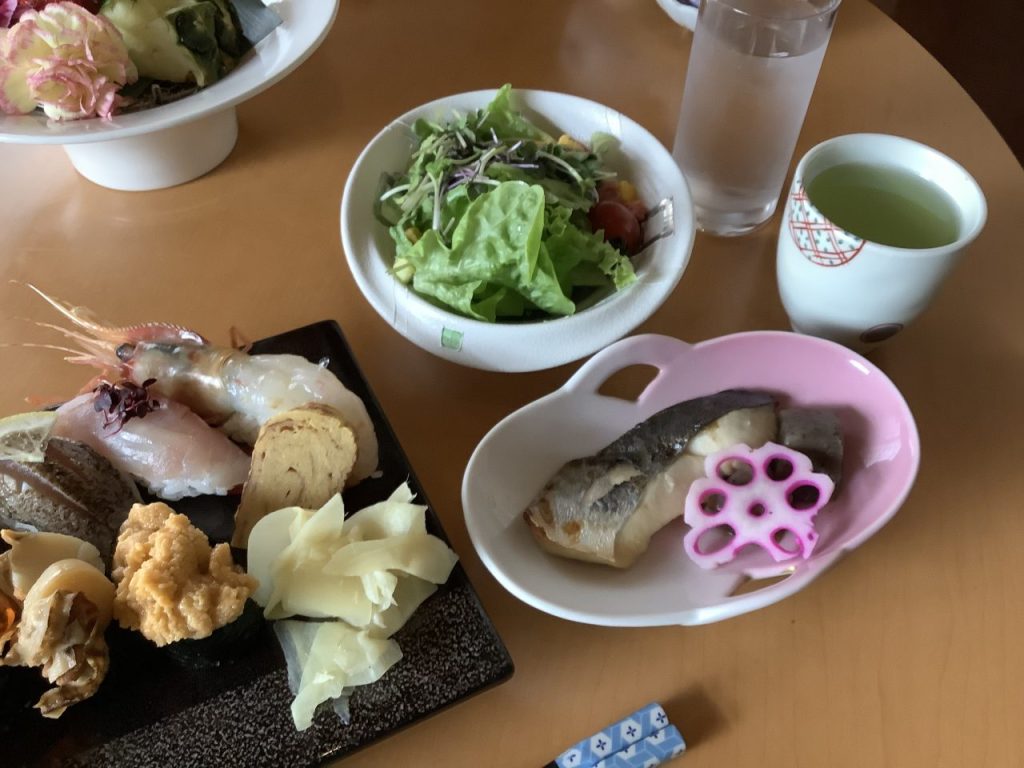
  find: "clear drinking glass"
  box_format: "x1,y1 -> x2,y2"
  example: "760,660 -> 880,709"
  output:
671,0 -> 841,236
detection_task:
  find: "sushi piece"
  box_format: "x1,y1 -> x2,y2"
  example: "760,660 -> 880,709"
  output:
52,385 -> 251,501
777,408 -> 844,487
0,529 -> 105,599
26,285 -> 379,487
0,437 -> 141,561
0,557 -> 115,718
524,390 -> 779,568
232,403 -> 358,549
112,502 -> 256,648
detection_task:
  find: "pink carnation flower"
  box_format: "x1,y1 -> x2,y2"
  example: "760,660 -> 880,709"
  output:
0,1 -> 137,120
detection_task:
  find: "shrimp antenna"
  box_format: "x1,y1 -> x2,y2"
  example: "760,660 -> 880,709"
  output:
0,342 -> 103,366
34,324 -> 122,369
21,282 -> 209,346
4,315 -> 122,372
24,283 -> 127,343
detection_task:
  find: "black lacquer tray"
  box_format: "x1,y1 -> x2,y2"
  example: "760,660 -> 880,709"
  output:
0,320 -> 513,767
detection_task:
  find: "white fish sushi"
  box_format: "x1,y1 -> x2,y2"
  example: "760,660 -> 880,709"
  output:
53,393 -> 251,501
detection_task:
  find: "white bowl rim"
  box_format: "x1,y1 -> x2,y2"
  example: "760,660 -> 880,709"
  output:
0,0 -> 339,145
655,0 -> 698,30
340,87 -> 695,371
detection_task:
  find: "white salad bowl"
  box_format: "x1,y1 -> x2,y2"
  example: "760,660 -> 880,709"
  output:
655,0 -> 698,31
0,0 -> 338,191
340,88 -> 694,373
462,332 -> 920,627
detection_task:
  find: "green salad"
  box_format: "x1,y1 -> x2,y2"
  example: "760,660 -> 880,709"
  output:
374,85 -> 647,322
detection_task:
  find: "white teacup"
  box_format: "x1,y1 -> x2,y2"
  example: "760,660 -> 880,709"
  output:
776,133 -> 986,351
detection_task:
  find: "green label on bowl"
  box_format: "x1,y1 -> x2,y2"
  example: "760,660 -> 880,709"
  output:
441,328 -> 463,351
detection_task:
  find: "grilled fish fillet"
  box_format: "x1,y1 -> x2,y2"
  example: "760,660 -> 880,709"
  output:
524,390 -> 778,568
777,408 -> 843,487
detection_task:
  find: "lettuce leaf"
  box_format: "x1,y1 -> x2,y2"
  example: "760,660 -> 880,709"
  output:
403,181 -> 575,321
476,84 -> 553,143
544,211 -> 638,293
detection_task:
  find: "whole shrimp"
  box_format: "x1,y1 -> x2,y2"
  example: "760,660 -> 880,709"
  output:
29,286 -> 379,486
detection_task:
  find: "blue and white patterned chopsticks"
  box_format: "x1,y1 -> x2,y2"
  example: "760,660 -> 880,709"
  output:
545,703 -> 685,768
592,727 -> 686,768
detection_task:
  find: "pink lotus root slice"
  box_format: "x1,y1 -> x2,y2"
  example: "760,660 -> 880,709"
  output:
682,442 -> 836,569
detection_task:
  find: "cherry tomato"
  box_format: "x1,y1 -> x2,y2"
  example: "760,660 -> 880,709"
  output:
597,180 -> 621,202
625,199 -> 647,223
589,200 -> 643,256
597,180 -> 648,223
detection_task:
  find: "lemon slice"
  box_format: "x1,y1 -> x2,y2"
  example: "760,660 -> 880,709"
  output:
0,411 -> 58,463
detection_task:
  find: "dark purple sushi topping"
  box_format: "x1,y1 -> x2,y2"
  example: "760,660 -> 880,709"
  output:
93,378 -> 161,433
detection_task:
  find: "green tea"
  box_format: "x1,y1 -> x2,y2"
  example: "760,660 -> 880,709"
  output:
806,162 -> 960,249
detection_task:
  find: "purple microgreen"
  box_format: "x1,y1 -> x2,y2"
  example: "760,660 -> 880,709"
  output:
92,379 -> 161,434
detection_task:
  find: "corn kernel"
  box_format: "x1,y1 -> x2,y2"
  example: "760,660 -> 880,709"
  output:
617,180 -> 638,202
557,134 -> 587,152
404,227 -> 421,244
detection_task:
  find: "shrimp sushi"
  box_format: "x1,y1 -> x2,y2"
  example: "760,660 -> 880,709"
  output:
28,287 -> 379,486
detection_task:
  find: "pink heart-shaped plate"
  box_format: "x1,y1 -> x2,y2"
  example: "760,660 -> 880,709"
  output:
461,332 -> 920,626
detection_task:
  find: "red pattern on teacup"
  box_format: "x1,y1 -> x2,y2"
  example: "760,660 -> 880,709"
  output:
788,184 -> 865,267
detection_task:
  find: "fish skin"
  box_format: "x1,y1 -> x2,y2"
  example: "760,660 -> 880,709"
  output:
525,390 -> 777,566
0,438 -> 140,564
777,408 -> 843,486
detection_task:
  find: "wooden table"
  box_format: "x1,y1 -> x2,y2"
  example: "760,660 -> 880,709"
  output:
2,0 -> 1022,765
